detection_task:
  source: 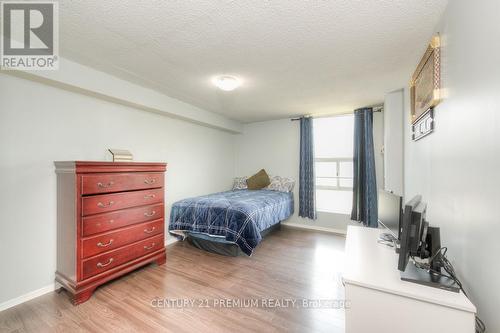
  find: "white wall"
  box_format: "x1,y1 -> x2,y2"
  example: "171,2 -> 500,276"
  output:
0,73 -> 236,306
404,0 -> 500,330
13,58 -> 243,133
236,113 -> 384,232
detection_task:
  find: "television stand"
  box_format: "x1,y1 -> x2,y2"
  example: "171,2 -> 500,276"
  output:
401,260 -> 460,292
343,226 -> 476,333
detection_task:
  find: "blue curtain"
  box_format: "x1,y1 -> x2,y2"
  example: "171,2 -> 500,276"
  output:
351,108 -> 378,227
299,117 -> 316,219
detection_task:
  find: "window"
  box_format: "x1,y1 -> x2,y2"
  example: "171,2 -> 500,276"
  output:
313,115 -> 354,214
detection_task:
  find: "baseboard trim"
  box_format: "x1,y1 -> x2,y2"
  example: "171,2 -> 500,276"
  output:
0,283 -> 56,313
282,222 -> 347,236
166,237 -> 179,246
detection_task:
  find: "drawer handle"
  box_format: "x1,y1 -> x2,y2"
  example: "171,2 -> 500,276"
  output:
144,194 -> 156,199
144,211 -> 156,217
144,178 -> 156,185
97,181 -> 114,188
144,243 -> 156,250
97,201 -> 114,208
97,239 -> 114,247
97,258 -> 114,268
97,219 -> 114,227
144,227 -> 156,234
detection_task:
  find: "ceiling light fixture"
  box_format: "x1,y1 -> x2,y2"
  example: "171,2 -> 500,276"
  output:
213,75 -> 241,91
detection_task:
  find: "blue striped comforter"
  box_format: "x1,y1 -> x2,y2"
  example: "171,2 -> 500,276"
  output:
169,190 -> 294,255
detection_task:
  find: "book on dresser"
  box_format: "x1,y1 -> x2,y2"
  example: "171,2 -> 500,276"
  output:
54,161 -> 167,304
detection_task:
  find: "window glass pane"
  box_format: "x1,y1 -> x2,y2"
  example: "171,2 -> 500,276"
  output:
316,189 -> 353,214
313,115 -> 354,159
315,162 -> 336,177
313,114 -> 354,214
339,161 -> 353,178
339,178 -> 353,188
316,177 -> 338,187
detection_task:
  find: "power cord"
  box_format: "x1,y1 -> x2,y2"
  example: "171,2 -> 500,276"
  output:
411,248 -> 486,333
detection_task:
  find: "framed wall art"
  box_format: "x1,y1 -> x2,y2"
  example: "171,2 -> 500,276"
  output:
410,35 -> 441,124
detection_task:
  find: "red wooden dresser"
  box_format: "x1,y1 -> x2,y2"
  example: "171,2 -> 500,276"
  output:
54,161 -> 167,304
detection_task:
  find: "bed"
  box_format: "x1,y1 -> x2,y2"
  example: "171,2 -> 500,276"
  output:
169,189 -> 294,256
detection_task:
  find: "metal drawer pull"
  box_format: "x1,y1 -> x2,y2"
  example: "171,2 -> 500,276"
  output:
144,211 -> 156,217
97,258 -> 114,268
98,219 -> 114,227
97,239 -> 114,247
97,201 -> 114,208
144,194 -> 156,199
144,243 -> 156,250
144,178 -> 156,185
144,227 -> 156,234
97,181 -> 114,188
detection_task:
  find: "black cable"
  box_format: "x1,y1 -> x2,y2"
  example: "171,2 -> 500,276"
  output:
413,248 -> 486,333
439,255 -> 486,333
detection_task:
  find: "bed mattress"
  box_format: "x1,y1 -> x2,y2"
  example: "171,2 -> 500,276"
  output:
169,189 -> 294,255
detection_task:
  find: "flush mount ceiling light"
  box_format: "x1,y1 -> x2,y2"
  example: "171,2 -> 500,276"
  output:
213,75 -> 241,91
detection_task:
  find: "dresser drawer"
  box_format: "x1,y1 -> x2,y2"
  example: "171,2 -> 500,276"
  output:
82,219 -> 164,258
82,203 -> 164,236
81,173 -> 164,195
82,188 -> 163,216
82,234 -> 164,280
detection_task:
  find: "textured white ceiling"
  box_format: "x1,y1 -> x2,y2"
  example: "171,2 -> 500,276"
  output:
59,0 -> 448,123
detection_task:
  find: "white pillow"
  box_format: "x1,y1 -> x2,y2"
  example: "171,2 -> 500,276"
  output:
267,176 -> 295,192
232,176 -> 248,190
279,177 -> 295,192
266,175 -> 282,191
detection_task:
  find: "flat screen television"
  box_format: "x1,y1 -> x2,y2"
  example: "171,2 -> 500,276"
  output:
397,195 -> 459,292
398,195 -> 422,271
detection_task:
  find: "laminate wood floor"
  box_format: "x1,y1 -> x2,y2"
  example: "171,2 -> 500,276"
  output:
0,227 -> 347,333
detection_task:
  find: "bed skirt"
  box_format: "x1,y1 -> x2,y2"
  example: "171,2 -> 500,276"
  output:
186,222 -> 282,256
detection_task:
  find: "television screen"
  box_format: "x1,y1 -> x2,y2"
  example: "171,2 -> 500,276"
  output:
398,195 -> 422,272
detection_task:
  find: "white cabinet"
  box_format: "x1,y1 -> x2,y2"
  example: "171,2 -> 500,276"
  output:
343,226 -> 476,333
383,89 -> 404,196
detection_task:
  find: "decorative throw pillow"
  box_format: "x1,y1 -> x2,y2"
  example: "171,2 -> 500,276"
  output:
279,177 -> 296,192
267,175 -> 283,191
246,169 -> 271,190
232,176 -> 248,190
267,176 -> 295,192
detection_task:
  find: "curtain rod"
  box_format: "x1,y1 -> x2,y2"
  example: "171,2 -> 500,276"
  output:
290,107 -> 383,121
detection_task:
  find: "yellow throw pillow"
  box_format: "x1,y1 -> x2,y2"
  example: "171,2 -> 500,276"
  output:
246,169 -> 271,190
